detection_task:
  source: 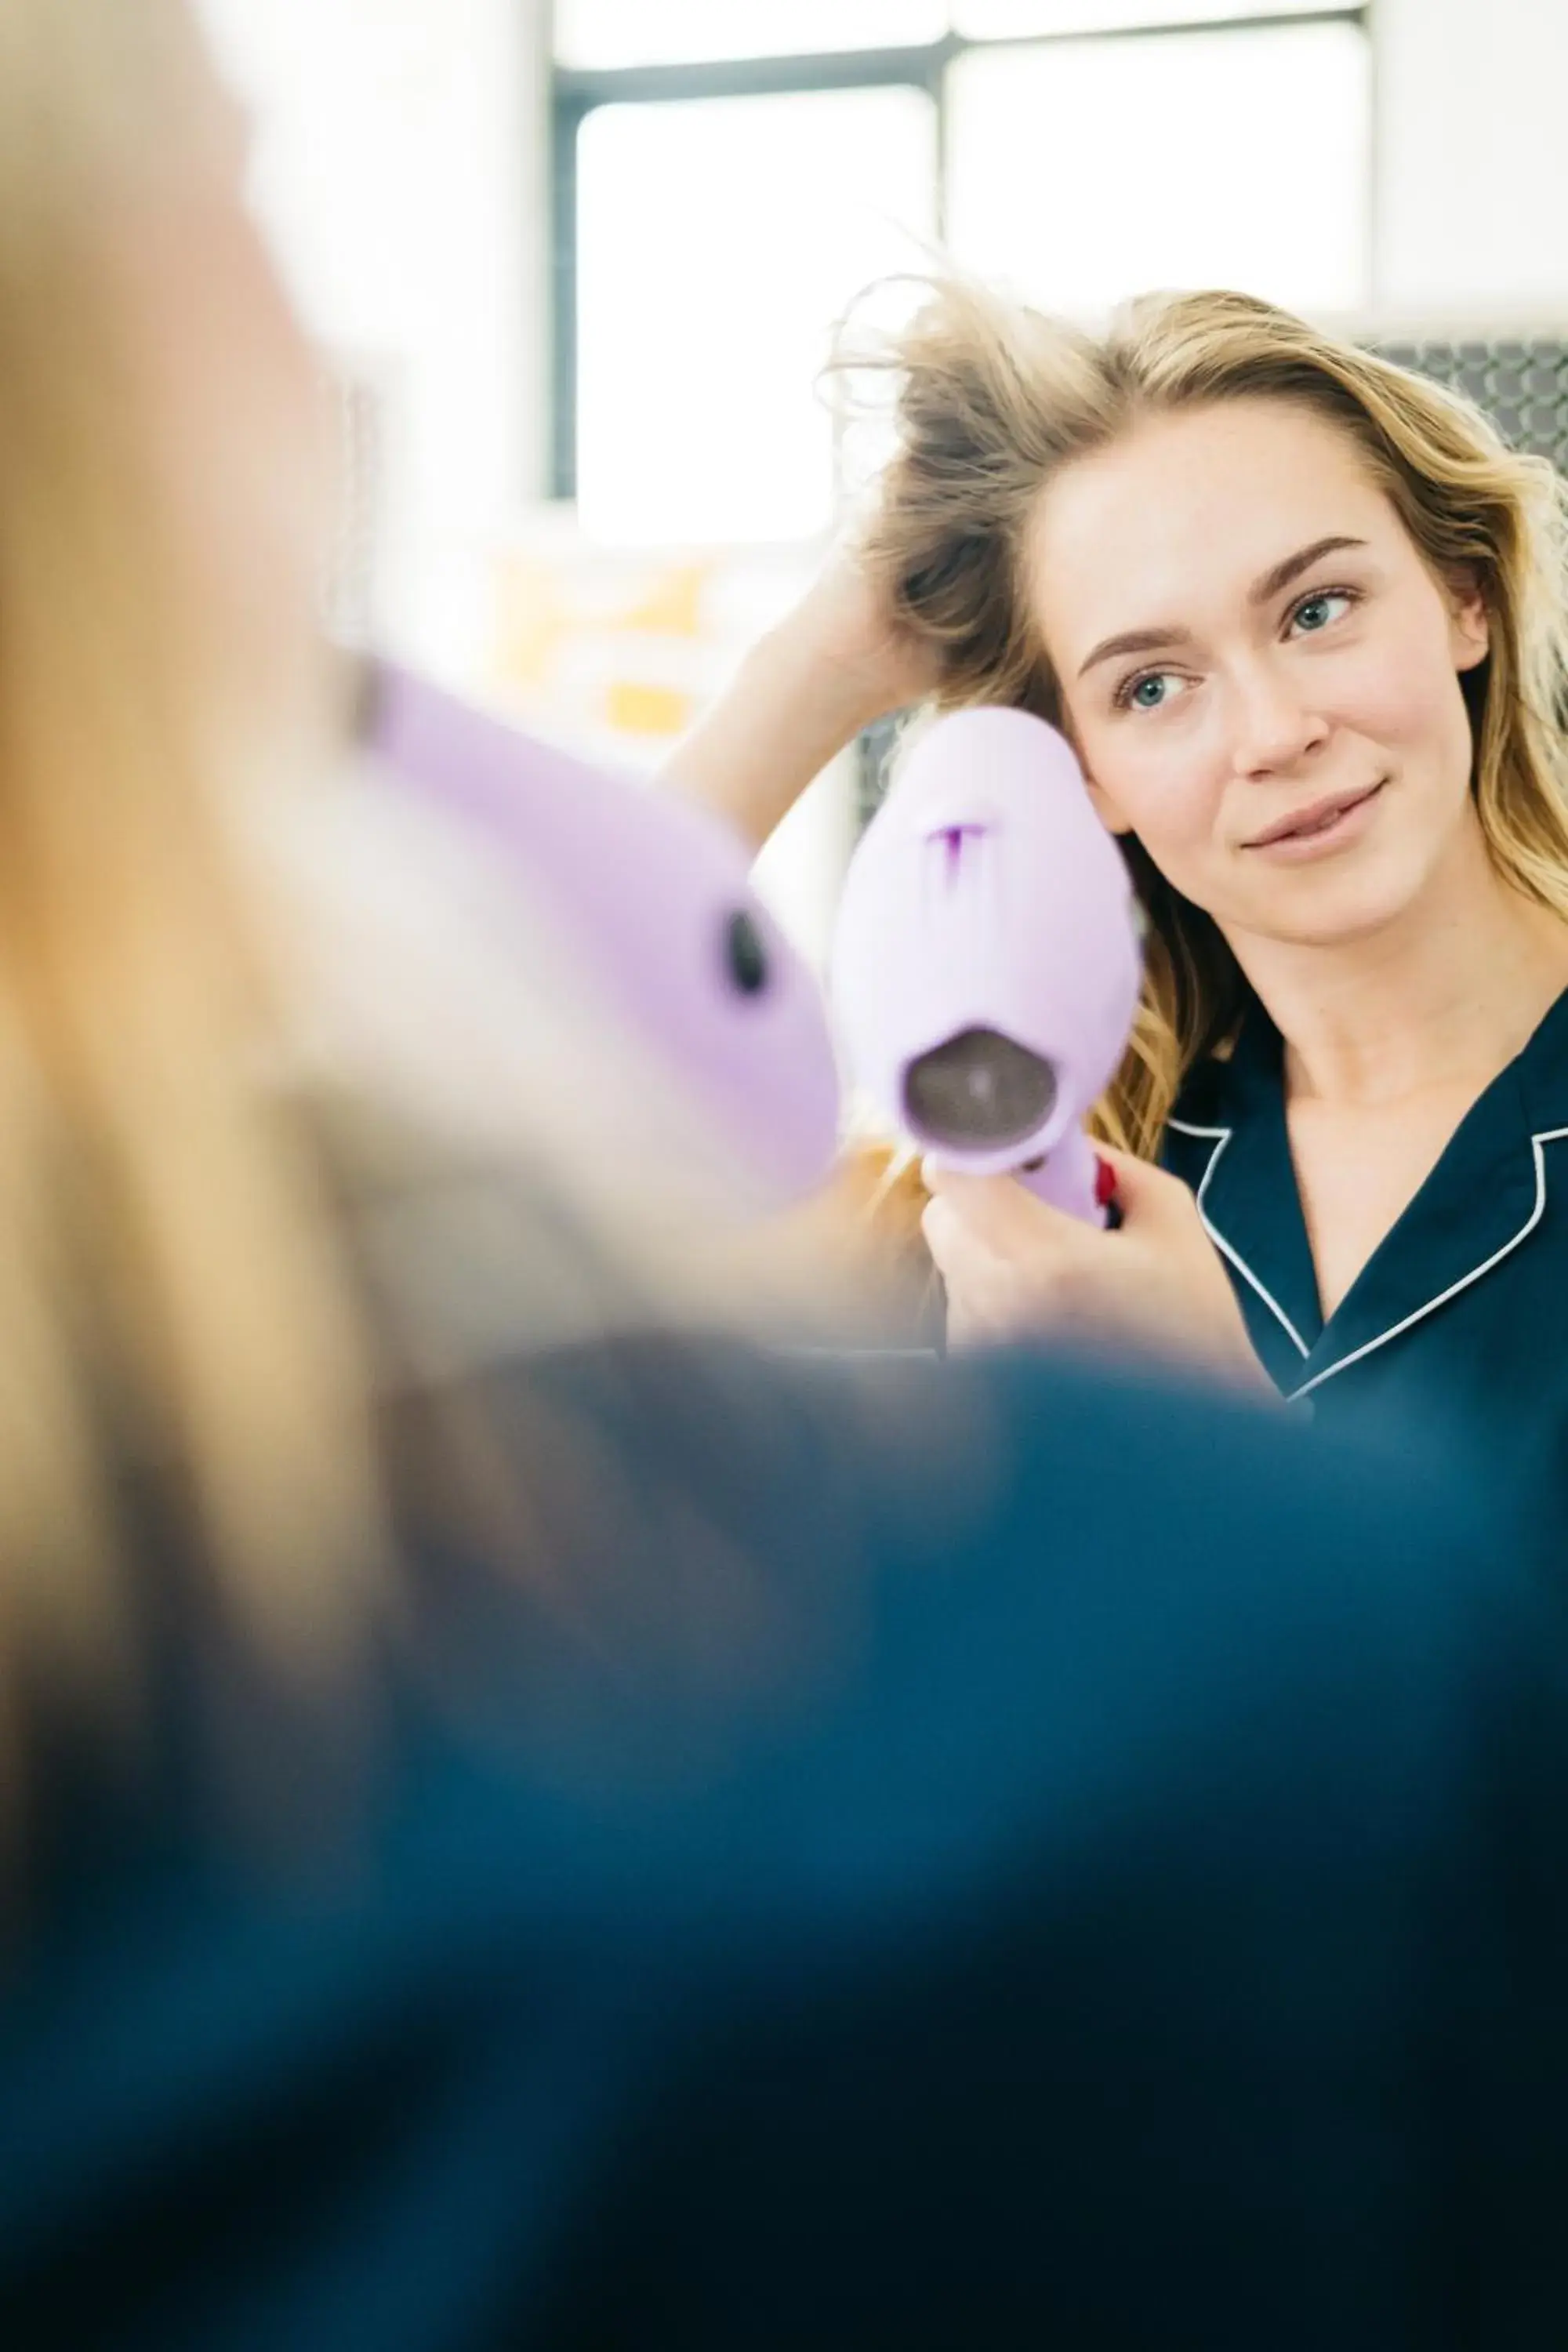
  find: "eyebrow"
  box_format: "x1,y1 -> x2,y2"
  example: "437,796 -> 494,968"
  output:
1074,535 -> 1371,680
1250,533 -> 1369,608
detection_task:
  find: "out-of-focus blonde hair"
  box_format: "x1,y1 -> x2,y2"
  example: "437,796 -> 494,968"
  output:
0,4 -> 890,1820
839,278 -> 1568,1155
0,0 -> 396,1783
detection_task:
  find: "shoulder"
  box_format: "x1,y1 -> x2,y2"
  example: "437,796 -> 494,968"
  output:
10,1334 -> 1563,2346
361,1335 -> 1562,2001
482,1334 -> 1543,1693
40,1330 -> 1542,1838
485,1345 -> 1568,2346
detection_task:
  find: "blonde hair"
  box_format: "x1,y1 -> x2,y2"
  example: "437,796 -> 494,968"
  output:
0,4 -> 903,1826
0,1 -> 393,1788
840,278 -> 1568,1155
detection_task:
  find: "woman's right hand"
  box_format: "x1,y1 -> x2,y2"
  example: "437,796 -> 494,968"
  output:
662,537 -> 941,852
776,539 -> 942,735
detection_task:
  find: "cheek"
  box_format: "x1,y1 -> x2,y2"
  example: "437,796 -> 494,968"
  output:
1332,608 -> 1476,774
1073,706 -> 1228,874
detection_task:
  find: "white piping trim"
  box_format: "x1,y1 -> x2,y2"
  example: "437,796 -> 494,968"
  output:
1166,1116 -> 1312,1359
1287,1125 -> 1568,1401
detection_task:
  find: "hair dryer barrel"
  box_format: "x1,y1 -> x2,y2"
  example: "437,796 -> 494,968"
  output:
365,662 -> 841,1210
830,707 -> 1142,1221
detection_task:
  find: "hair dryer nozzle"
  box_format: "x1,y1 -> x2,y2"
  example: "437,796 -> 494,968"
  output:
904,1028 -> 1058,1151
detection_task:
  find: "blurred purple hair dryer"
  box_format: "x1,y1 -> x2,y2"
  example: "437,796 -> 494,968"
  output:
831,708 -> 1142,1226
364,661 -> 840,1209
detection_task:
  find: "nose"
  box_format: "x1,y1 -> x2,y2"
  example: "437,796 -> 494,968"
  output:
1226,661 -> 1329,780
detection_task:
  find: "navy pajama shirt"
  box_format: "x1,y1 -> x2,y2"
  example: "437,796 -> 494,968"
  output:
1163,989 -> 1568,1512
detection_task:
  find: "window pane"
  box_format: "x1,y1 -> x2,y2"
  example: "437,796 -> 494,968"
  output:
947,23 -> 1370,318
956,0 -> 1346,34
576,87 -> 937,543
557,1 -> 949,71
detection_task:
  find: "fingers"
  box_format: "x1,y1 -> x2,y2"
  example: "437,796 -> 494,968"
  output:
921,1201 -> 1027,1347
920,1192 -> 1025,1301
920,1157 -> 987,1200
920,1160 -> 1062,1234
920,1170 -> 1080,1348
920,1192 -> 976,1284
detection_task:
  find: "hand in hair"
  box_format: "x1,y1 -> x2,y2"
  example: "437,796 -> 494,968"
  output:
663,538 -> 939,851
923,1149 -> 1272,1392
785,537 -> 942,724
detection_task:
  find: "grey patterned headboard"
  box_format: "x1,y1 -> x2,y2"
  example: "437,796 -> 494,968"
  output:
1370,332 -> 1568,478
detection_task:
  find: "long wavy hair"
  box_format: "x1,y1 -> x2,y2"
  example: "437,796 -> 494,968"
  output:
837,278 -> 1568,1155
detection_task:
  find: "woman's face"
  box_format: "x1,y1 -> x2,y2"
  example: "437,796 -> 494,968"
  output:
1026,397 -> 1490,951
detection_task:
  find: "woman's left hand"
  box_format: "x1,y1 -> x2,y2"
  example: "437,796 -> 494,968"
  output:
921,1145 -> 1274,1393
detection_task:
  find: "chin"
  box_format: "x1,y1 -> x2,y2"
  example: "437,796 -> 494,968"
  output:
1247,855 -> 1438,949
1269,875 -> 1439,946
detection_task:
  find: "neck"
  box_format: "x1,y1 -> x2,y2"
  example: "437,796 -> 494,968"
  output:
1224,820 -> 1568,1108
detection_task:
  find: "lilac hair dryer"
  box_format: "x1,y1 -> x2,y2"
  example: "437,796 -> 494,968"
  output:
364,662 -> 840,1209
831,707 -> 1142,1225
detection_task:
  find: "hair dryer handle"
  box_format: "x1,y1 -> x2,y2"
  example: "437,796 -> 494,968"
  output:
1017,1124 -> 1108,1226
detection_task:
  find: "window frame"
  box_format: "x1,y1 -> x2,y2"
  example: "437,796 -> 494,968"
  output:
549,5 -> 1373,503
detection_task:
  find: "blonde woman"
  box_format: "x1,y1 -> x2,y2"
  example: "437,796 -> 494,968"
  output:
677,283 -> 1568,1481
4,9 -> 1568,2346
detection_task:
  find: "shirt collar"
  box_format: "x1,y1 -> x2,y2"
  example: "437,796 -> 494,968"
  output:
1168,1007 -> 1323,1378
1169,985 -> 1568,1399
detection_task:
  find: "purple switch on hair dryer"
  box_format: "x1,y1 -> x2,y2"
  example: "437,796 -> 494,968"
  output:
363,661 -> 840,1210
831,707 -> 1142,1225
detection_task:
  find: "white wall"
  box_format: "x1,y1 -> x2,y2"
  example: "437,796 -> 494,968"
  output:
198,0 -> 551,648
1375,0 -> 1568,319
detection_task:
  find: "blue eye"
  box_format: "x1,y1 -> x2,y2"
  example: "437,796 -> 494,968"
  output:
1290,588 -> 1355,636
1119,670 -> 1180,712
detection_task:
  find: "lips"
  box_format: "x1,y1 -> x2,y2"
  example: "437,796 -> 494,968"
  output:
1245,780 -> 1385,849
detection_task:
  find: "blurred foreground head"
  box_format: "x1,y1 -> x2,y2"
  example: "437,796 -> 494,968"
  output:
0,0 -> 371,1750
0,0 -> 840,1799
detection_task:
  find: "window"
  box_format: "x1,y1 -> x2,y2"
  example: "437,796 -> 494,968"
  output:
576,85 -> 937,543
554,5 -> 1370,540
947,22 -> 1370,318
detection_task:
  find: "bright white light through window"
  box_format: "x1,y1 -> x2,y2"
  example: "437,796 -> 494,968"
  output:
576,85 -> 937,543
946,21 -> 1370,318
